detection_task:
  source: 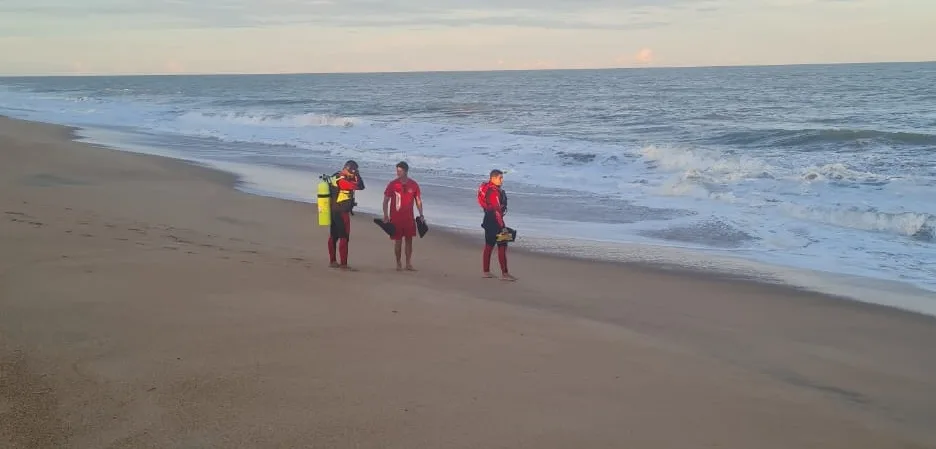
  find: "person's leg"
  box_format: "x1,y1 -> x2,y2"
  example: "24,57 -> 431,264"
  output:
404,236 -> 415,270
328,210 -> 340,267
482,245 -> 495,277
394,239 -> 403,270
328,236 -> 338,266
498,242 -> 516,281
338,212 -> 351,268
482,224 -> 497,277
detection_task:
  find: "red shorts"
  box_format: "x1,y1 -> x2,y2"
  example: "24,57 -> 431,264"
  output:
390,215 -> 416,240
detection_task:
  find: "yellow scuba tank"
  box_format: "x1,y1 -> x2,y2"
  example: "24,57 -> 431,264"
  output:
317,176 -> 332,226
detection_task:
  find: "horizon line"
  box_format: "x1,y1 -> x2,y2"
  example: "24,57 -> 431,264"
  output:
1,58 -> 934,78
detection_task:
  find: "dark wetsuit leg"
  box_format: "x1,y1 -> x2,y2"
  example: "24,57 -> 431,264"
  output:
328,211 -> 352,265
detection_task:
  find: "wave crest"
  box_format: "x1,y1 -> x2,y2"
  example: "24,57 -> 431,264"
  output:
639,145 -> 775,183
801,163 -> 891,186
176,111 -> 357,128
781,204 -> 935,242
715,127 -> 936,148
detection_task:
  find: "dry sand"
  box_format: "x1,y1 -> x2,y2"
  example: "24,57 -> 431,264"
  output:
2,116 -> 936,448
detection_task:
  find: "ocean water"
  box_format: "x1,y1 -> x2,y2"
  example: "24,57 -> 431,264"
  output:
2,63 -> 935,313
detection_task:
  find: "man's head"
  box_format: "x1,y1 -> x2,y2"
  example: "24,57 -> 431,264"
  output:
396,161 -> 409,179
489,169 -> 504,186
343,160 -> 359,175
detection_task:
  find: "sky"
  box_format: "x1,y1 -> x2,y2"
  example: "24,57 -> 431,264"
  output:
0,0 -> 934,75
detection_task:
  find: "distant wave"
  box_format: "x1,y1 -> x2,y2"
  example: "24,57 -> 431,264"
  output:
713,127 -> 936,148
801,163 -> 890,186
175,111 -> 357,128
638,144 -> 893,187
634,144 -> 933,242
781,204 -> 935,242
639,144 -> 775,184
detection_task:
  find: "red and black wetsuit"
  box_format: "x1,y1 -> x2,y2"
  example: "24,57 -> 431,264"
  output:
478,181 -> 509,274
328,171 -> 364,266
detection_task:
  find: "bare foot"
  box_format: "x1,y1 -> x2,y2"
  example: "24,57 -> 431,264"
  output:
339,265 -> 358,272
396,263 -> 403,271
329,262 -> 340,268
405,265 -> 417,271
482,272 -> 496,279
501,273 -> 518,282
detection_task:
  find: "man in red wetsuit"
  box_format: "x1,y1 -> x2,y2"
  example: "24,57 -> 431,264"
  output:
478,169 -> 517,281
383,161 -> 423,271
328,160 -> 365,270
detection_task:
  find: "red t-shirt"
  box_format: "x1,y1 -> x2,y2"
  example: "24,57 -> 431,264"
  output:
384,178 -> 421,219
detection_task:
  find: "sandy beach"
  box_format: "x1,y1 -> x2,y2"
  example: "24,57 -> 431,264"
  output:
2,115 -> 936,448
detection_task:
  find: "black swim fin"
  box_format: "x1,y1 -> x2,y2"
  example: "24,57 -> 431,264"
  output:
373,218 -> 396,236
416,216 -> 429,238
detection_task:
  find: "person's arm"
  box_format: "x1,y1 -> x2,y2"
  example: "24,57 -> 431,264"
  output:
415,184 -> 424,218
382,183 -> 392,221
356,174 -> 365,190
480,187 -> 497,212
487,188 -> 505,228
336,176 -> 358,191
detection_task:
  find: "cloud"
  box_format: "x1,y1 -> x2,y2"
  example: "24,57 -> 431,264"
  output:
613,48 -> 657,66
0,0 -> 692,31
635,48 -> 655,64
69,60 -> 88,74
164,59 -> 185,73
5,0 -> 932,75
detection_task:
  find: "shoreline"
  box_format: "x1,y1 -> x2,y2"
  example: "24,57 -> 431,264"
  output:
4,115 -> 936,447
64,122 -> 936,318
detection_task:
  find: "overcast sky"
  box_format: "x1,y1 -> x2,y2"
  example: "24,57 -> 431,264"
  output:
1,0 -> 933,75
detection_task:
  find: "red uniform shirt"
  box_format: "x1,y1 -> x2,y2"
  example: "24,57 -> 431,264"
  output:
384,178 -> 421,219
478,181 -> 506,228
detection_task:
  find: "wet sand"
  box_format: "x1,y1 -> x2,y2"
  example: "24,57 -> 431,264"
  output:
2,116 -> 936,448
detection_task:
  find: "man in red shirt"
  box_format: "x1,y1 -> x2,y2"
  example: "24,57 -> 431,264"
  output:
383,161 -> 424,271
